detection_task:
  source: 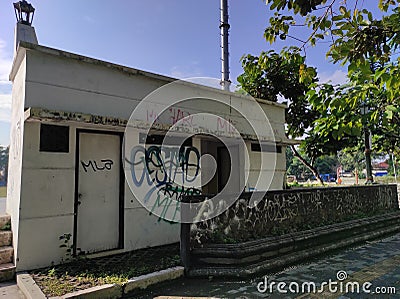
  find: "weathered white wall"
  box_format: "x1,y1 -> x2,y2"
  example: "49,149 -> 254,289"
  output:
16,121 -> 180,271
17,121 -> 75,270
24,49 -> 161,120
6,55 -> 26,266
23,45 -> 286,143
245,141 -> 286,191
14,24 -> 38,56
9,44 -> 289,270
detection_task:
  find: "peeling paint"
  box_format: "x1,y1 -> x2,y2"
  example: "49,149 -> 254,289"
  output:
28,107 -> 128,127
27,107 -> 295,144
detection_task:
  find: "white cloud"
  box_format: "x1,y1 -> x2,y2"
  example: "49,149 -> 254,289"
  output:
0,94 -> 11,123
0,39 -> 13,85
318,69 -> 348,85
0,39 -> 13,124
170,64 -> 203,79
0,121 -> 10,147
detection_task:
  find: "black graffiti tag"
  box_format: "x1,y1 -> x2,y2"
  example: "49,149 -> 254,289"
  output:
81,159 -> 114,172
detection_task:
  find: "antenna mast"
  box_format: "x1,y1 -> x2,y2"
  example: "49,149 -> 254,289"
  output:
220,0 -> 231,91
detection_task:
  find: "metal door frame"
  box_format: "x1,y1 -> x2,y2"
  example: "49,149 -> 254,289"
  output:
73,129 -> 124,255
217,145 -> 229,193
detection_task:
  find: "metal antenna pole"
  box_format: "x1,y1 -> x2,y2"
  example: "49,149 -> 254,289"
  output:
220,0 -> 231,91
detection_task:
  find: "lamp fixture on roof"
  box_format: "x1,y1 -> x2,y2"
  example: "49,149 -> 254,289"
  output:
13,1 -> 35,26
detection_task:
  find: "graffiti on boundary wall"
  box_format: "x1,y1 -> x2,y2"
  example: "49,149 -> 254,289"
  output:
126,145 -> 202,221
189,185 -> 399,245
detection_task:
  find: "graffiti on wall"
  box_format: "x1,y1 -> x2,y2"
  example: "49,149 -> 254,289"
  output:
126,145 -> 202,221
146,108 -> 241,137
146,108 -> 194,128
217,117 -> 236,134
81,159 -> 114,173
190,185 -> 399,245
12,120 -> 21,161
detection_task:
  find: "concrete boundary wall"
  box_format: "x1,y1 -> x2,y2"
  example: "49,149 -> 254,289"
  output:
181,185 -> 399,277
189,185 -> 399,245
187,212 -> 400,277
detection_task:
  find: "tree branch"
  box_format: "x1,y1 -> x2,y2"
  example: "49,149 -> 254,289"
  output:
300,0 -> 338,50
290,145 -> 325,185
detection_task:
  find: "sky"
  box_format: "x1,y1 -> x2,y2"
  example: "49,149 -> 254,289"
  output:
0,0 -> 356,146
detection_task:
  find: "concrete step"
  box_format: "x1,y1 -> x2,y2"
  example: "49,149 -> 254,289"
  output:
0,263 -> 15,282
0,215 -> 11,231
0,231 -> 12,247
0,247 -> 13,265
0,216 -> 15,283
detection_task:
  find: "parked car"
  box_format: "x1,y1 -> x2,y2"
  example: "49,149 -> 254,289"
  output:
321,173 -> 337,183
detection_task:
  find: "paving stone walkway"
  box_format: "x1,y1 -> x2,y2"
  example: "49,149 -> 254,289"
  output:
0,282 -> 25,299
132,232 -> 400,298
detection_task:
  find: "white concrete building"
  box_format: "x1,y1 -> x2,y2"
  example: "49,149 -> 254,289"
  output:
7,18 -> 291,271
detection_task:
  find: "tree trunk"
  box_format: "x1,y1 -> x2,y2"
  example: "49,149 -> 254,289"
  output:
290,145 -> 325,185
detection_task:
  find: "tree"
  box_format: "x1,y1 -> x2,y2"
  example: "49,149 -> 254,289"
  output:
315,155 -> 338,174
262,0 -> 400,156
337,148 -> 364,173
252,0 -> 400,186
0,146 -> 9,183
238,48 -> 356,184
286,147 -> 313,179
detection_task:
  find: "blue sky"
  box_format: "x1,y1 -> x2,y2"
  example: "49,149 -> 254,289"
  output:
0,0 -> 356,146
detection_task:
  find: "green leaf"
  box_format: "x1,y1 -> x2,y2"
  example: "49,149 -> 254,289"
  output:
332,15 -> 344,21
386,109 -> 393,120
351,126 -> 361,136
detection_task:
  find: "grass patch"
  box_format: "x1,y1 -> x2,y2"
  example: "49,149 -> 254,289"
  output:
30,243 -> 181,297
0,186 -> 6,197
375,176 -> 398,184
0,222 -> 10,231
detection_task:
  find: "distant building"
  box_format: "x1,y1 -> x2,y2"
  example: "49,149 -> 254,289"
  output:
374,161 -> 390,170
371,161 -> 389,177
